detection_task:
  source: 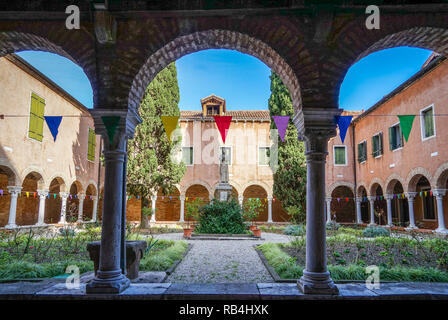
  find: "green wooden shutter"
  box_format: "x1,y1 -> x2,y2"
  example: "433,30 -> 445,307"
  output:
88,128 -> 96,161
357,143 -> 362,162
424,108 -> 434,137
29,93 -> 45,141
371,136 -> 376,157
379,132 -> 383,155
388,127 -> 394,150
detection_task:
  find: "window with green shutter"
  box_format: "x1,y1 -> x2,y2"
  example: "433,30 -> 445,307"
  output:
357,141 -> 367,163
182,147 -> 193,165
372,132 -> 383,157
389,124 -> 403,150
334,146 -> 346,165
422,107 -> 435,139
87,128 -> 96,161
28,93 -> 45,141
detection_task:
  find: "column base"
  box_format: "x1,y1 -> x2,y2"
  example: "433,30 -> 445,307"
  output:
405,225 -> 418,231
86,270 -> 130,294
297,270 -> 339,295
4,223 -> 17,229
434,227 -> 448,234
368,223 -> 377,226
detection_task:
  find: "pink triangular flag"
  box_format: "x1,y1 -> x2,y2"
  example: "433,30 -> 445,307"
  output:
272,116 -> 290,142
213,116 -> 232,143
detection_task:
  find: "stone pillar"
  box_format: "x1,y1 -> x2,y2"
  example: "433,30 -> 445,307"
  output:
267,197 -> 273,223
355,197 -> 362,224
86,109 -> 141,294
385,194 -> 393,227
92,196 -> 98,222
238,196 -> 244,208
367,196 -> 376,226
433,189 -> 448,234
150,195 -> 157,223
294,107 -> 340,295
36,190 -> 48,226
405,192 -> 417,229
5,186 -> 22,228
77,193 -> 86,222
58,192 -> 69,224
179,195 -> 185,223
325,197 -> 332,223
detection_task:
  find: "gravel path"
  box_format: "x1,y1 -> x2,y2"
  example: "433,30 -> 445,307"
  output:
153,233 -> 293,283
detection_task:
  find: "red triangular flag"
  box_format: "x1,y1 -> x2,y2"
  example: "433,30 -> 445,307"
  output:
213,116 -> 232,143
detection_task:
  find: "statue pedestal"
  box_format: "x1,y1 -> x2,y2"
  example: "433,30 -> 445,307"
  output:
215,183 -> 232,201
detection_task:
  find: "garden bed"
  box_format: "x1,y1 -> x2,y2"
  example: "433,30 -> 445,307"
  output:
256,234 -> 448,282
0,227 -> 189,281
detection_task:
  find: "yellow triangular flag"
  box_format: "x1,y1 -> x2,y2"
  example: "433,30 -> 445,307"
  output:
26,192 -> 29,198
161,116 -> 179,142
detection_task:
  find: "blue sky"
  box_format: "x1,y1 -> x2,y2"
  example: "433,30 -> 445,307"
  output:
17,46 -> 433,111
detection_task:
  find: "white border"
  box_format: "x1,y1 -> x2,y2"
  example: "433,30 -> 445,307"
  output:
333,145 -> 347,166
420,104 -> 436,141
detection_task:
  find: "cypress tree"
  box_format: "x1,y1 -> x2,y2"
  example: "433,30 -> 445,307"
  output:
268,72 -> 307,221
127,62 -> 186,228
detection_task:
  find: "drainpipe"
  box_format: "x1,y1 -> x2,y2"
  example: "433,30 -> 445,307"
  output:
120,140 -> 128,275
352,123 -> 357,217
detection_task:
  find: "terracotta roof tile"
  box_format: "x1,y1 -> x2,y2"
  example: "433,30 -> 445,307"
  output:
180,110 -> 271,121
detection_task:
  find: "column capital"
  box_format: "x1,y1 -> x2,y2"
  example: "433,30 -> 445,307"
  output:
90,108 -> 142,150
406,192 -> 417,200
433,189 -> 446,198
180,195 -> 186,201
151,195 -> 157,201
367,196 -> 376,201
78,193 -> 86,200
37,190 -> 49,198
384,194 -> 394,201
325,196 -> 332,202
267,197 -> 273,201
7,186 -> 22,195
238,196 -> 244,201
59,192 -> 69,200
355,197 -> 362,203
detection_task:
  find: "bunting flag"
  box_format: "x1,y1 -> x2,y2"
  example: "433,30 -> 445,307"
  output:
44,116 -> 63,142
54,194 -> 56,199
397,115 -> 416,142
26,192 -> 29,198
101,116 -> 121,143
0,190 -> 3,196
337,198 -> 340,203
33,192 -> 36,198
161,116 -> 180,143
272,116 -> 290,142
334,115 -> 353,143
213,116 -> 232,143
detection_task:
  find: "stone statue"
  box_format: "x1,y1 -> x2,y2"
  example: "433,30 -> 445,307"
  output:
219,147 -> 229,183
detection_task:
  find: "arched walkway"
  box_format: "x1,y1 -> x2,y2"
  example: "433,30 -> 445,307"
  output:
83,184 -> 97,221
45,177 -> 66,224
243,185 -> 268,222
357,186 -> 369,224
156,187 -> 181,222
17,172 -> 44,225
331,186 -> 355,223
0,165 -> 17,227
67,181 -> 83,223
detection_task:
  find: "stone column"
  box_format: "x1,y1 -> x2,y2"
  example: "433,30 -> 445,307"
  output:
325,197 -> 332,223
367,196 -> 376,226
355,197 -> 362,224
433,189 -> 448,234
385,194 -> 393,227
150,195 -> 157,223
267,197 -> 273,223
36,190 -> 48,226
92,196 -> 98,222
58,192 -> 69,224
405,192 -> 417,229
238,196 -> 244,208
5,186 -> 22,228
294,107 -> 340,295
179,195 -> 185,223
77,193 -> 86,222
86,108 -> 141,294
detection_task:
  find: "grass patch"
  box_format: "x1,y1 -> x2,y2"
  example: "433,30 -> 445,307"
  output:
139,240 -> 188,271
257,242 -> 448,282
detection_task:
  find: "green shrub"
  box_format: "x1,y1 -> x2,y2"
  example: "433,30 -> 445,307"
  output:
284,206 -> 306,225
362,226 -> 390,238
194,200 -> 246,234
326,221 -> 341,231
140,240 -> 188,271
242,198 -> 263,226
283,225 -> 305,236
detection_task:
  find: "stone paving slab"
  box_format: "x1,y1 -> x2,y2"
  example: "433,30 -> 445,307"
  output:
164,283 -> 260,300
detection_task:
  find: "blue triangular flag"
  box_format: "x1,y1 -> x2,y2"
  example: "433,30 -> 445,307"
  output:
334,115 -> 353,143
44,116 -> 63,142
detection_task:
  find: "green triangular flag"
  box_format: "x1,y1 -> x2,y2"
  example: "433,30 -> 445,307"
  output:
161,116 -> 179,142
101,116 -> 121,143
398,115 -> 416,143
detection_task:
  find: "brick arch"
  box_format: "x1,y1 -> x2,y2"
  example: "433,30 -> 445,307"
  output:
330,186 -> 356,223
433,162 -> 448,189
327,181 -> 354,197
0,29 -> 97,104
405,167 -> 434,192
46,173 -> 69,193
68,179 -> 85,194
156,186 -> 181,221
329,12 -> 448,108
127,29 -> 302,115
385,173 -> 406,194
243,184 -> 268,222
45,176 -> 66,224
181,180 -> 213,196
242,181 -> 272,198
21,166 -> 45,190
0,161 -> 19,186
356,183 -> 368,197
368,178 -> 385,196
